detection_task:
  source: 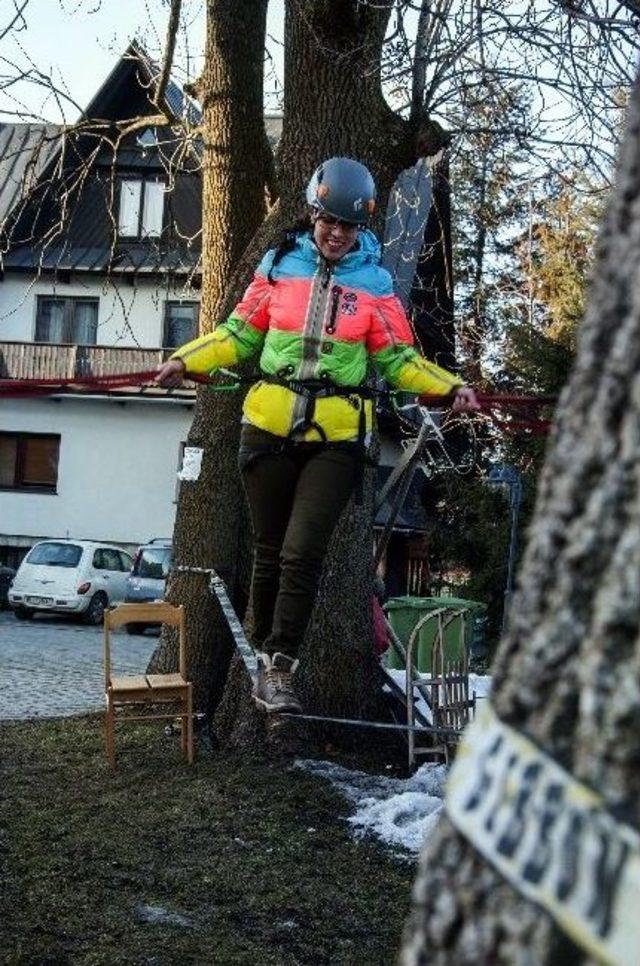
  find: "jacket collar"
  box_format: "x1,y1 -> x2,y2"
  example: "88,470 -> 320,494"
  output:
296,229 -> 381,270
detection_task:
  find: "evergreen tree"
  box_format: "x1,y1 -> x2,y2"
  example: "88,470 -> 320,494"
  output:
451,85 -> 533,384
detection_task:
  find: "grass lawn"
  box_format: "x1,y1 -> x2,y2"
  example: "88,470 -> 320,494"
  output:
1,715 -> 414,965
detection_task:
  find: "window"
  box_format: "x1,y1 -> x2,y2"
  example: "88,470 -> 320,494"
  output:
36,296 -> 98,345
0,433 -> 60,492
118,551 -> 133,572
134,546 -> 172,579
93,548 -> 124,572
26,543 -> 82,567
118,178 -> 165,238
137,127 -> 158,149
164,302 -> 199,348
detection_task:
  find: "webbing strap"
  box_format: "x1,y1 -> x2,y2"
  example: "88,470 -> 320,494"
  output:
1,368 -> 555,435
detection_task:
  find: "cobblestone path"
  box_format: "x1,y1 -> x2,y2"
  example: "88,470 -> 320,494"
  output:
0,611 -> 158,720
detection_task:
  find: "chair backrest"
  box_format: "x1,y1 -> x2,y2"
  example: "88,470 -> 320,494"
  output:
104,602 -> 186,688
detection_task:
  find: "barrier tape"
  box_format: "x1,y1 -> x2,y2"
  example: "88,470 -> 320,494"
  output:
446,702 -> 640,965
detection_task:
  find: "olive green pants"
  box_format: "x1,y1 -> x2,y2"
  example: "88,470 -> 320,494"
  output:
241,444 -> 358,658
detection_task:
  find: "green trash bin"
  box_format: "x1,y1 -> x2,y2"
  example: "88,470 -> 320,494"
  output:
384,596 -> 487,672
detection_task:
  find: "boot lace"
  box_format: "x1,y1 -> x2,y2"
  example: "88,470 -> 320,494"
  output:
265,666 -> 295,697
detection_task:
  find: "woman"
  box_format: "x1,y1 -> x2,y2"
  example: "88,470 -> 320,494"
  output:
155,157 -> 479,715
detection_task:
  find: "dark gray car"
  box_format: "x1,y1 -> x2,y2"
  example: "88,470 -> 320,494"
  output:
124,539 -> 172,633
0,565 -> 16,608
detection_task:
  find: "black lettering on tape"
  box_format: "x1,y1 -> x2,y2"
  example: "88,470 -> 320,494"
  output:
463,735 -> 504,813
485,752 -> 518,834
496,761 -> 543,859
587,818 -> 630,939
555,809 -> 584,902
522,782 -> 565,886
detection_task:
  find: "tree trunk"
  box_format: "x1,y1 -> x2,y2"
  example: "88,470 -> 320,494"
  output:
153,0 -> 453,739
215,0 -> 452,749
401,77 -> 640,964
147,0 -> 269,716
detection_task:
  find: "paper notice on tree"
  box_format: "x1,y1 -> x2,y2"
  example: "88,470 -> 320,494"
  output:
177,446 -> 204,482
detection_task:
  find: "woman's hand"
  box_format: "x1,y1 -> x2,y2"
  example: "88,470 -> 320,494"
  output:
451,386 -> 481,412
155,358 -> 187,388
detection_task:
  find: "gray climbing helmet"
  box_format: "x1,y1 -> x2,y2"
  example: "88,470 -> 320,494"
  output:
306,157 -> 376,225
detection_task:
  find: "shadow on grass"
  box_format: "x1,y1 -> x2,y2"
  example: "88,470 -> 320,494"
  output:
0,714 -> 413,965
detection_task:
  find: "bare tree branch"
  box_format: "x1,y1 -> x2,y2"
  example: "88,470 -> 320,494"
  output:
152,0 -> 182,113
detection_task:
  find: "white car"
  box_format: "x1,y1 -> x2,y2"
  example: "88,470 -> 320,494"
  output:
9,539 -> 133,625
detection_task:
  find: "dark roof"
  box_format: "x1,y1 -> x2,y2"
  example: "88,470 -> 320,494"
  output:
83,40 -> 202,125
0,46 -> 282,278
3,242 -> 200,275
0,43 -> 202,249
0,123 -> 61,224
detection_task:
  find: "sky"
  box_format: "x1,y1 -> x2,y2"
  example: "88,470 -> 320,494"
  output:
0,0 -> 285,123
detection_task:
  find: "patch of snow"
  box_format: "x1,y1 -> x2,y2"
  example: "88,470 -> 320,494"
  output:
469,673 -> 492,700
135,904 -> 194,928
383,668 -> 433,723
297,758 -> 448,856
296,678 -> 493,856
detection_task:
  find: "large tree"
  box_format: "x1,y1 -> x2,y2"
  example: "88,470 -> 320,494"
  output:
3,0 -> 637,741
147,0 -> 271,720
154,0 -> 453,744
149,0 -> 640,745
401,72 -> 640,963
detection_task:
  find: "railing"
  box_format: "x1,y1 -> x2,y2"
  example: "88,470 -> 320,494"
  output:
0,341 -> 173,380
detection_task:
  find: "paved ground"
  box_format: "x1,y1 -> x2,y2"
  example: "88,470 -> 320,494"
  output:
0,610 -> 158,720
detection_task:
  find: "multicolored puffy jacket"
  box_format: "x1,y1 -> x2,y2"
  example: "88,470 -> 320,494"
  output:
171,229 -> 463,442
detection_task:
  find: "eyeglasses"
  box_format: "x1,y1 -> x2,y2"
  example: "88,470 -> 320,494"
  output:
316,213 -> 359,231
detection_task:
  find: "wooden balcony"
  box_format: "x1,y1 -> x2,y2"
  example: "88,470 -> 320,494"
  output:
0,341 -> 194,398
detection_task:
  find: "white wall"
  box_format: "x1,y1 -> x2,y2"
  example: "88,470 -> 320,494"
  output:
0,396 -> 195,550
0,273 -> 199,347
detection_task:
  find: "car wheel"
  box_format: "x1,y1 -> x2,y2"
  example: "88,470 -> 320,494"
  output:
83,593 -> 107,626
14,605 -> 34,620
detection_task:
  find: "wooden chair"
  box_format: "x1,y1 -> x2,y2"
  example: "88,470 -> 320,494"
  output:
104,602 -> 193,768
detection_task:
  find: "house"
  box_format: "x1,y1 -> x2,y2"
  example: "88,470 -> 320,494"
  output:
0,42 -> 454,592
0,43 -> 203,567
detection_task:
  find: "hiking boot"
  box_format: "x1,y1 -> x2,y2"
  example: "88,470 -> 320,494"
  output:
253,652 -> 302,714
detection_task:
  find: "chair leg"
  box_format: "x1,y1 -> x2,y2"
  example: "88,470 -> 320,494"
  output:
186,684 -> 194,765
105,693 -> 116,769
181,704 -> 187,757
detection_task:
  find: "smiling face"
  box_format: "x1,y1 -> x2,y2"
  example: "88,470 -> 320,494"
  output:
312,211 -> 359,261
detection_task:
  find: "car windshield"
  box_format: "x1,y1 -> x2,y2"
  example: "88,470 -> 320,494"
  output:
26,542 -> 83,568
135,547 -> 171,579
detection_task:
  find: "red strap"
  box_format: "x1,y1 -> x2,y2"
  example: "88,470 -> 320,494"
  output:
0,369 -> 212,398
1,370 -> 556,435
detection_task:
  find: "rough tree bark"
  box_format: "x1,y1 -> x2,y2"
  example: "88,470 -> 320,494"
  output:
401,76 -> 640,964
148,0 -> 269,716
